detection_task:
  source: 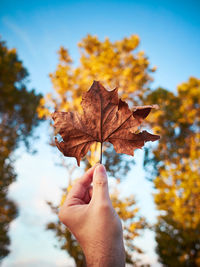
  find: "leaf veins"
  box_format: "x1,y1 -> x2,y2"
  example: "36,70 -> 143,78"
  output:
52,81 -> 160,166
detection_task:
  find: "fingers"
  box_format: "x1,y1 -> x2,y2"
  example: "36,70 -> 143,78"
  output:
79,164 -> 97,186
89,186 -> 93,199
83,185 -> 92,204
92,164 -> 110,202
65,165 -> 96,206
63,164 -> 110,207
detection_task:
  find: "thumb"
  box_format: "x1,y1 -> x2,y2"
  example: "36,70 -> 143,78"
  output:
92,164 -> 110,202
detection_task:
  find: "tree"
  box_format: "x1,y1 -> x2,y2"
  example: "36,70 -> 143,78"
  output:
38,34 -> 155,116
145,77 -> 200,266
38,34 -> 156,173
39,34 -> 156,266
0,39 -> 42,261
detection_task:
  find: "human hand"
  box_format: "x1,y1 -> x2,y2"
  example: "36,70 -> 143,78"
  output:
59,164 -> 125,267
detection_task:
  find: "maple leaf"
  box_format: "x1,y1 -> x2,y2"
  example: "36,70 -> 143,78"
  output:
52,81 -> 160,166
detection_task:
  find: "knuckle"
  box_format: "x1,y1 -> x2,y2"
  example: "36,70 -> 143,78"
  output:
58,207 -> 69,226
98,201 -> 112,212
58,208 -> 65,223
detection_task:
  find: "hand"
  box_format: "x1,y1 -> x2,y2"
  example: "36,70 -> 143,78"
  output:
59,164 -> 125,267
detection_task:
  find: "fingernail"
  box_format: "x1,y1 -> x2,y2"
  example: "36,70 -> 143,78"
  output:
94,164 -> 107,177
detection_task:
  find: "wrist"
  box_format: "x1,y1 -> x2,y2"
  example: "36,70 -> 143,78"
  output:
83,237 -> 125,267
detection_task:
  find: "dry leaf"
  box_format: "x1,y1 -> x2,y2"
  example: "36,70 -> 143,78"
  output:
52,81 -> 160,166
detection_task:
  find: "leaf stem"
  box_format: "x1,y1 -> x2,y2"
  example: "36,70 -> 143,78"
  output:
100,142 -> 103,164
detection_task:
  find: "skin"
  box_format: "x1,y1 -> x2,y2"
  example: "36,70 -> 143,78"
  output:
59,164 -> 125,267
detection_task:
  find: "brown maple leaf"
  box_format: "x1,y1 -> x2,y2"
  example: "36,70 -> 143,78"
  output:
52,81 -> 160,166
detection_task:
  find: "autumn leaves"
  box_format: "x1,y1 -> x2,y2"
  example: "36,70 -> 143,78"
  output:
52,81 -> 159,166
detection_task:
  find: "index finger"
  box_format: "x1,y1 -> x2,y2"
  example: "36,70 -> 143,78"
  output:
79,164 -> 99,186
66,164 -> 98,205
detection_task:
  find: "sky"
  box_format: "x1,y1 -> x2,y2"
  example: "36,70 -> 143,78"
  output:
0,0 -> 200,266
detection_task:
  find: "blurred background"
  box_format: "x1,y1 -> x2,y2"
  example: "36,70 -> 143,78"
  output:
0,0 -> 200,266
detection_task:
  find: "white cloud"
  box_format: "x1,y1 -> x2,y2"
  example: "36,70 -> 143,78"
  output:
3,259 -> 74,267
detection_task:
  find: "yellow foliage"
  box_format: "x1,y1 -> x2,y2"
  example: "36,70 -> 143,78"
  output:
87,142 -> 101,166
154,133 -> 200,229
39,34 -> 154,119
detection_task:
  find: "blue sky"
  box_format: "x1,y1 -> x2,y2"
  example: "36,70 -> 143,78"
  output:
1,0 -> 200,266
1,0 -> 200,94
